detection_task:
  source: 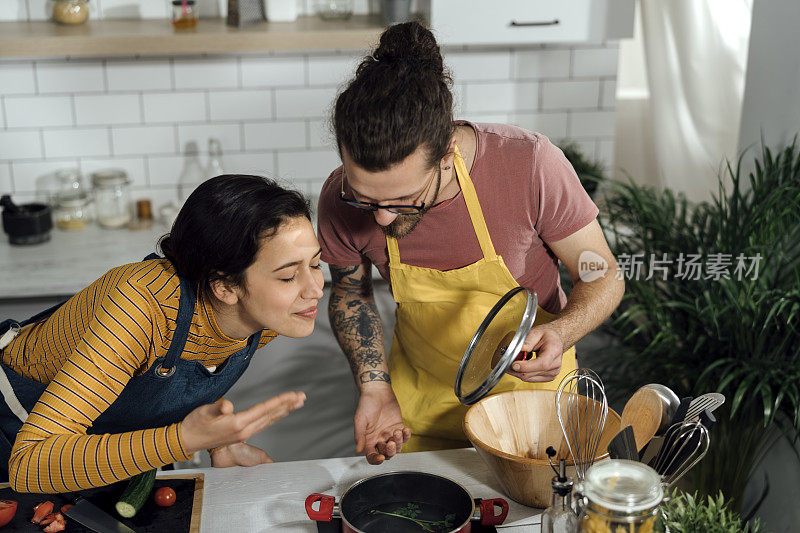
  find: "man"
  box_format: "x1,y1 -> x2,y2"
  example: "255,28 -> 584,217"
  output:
317,21 -> 624,464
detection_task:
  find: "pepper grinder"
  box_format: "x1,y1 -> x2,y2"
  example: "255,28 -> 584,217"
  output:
542,446 -> 579,533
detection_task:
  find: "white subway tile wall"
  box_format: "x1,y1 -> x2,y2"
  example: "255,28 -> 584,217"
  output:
107,60 -> 172,92
0,163 -> 11,192
0,44 -> 619,209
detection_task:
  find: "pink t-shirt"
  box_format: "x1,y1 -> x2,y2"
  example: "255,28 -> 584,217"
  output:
317,122 -> 599,314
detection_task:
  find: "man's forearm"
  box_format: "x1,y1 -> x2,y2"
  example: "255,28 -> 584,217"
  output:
547,271 -> 625,350
328,264 -> 390,388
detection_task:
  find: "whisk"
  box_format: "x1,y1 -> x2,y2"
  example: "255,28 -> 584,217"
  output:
555,368 -> 608,480
649,419 -> 710,488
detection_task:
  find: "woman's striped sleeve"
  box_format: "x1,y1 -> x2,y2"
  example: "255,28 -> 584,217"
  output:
7,280 -> 192,493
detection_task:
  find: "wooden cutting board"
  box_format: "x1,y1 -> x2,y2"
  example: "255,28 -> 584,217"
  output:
0,472 -> 203,532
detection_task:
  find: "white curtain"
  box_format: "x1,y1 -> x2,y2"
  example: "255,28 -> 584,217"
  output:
639,0 -> 752,201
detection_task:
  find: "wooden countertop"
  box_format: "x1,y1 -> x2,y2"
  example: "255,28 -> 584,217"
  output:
0,15 -> 384,59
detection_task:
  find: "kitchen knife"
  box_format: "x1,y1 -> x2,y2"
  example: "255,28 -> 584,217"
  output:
670,396 -> 693,425
63,496 -> 137,533
607,425 -> 639,461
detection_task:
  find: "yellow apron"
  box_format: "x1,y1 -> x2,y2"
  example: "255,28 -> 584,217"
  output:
387,146 -> 577,452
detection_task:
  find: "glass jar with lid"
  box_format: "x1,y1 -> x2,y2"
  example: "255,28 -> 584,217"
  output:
52,0 -> 90,24
54,190 -> 91,230
171,0 -> 198,29
91,169 -> 132,229
577,460 -> 664,533
316,0 -> 354,20
55,168 -> 85,195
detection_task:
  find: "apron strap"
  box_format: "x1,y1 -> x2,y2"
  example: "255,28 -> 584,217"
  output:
386,144 -> 498,266
244,330 -> 262,358
387,233 -> 401,264
156,272 -> 263,377
452,145 -> 497,259
157,274 -> 197,377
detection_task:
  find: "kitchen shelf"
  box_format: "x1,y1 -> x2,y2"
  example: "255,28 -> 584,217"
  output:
0,15 -> 385,59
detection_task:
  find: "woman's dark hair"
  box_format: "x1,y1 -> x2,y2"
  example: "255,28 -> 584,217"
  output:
159,175 -> 311,294
334,21 -> 454,172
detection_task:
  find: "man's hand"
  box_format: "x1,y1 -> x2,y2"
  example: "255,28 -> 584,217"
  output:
210,442 -> 273,468
354,384 -> 411,465
506,325 -> 565,383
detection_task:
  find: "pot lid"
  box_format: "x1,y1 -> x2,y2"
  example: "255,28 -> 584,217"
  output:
454,287 -> 537,405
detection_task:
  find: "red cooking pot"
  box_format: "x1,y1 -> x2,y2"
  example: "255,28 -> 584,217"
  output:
305,471 -> 509,533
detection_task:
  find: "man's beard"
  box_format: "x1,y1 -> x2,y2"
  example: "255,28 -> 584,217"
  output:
378,169 -> 441,240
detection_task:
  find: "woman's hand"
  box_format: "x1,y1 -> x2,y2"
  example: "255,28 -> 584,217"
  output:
180,391 -> 306,454
210,442 -> 273,467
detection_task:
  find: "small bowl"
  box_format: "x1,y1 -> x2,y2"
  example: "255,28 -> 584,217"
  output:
2,202 -> 53,245
464,389 -> 621,508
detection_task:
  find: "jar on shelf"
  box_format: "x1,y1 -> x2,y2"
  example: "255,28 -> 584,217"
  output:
316,0 -> 353,20
54,190 -> 91,231
171,0 -> 198,28
52,0 -> 90,25
577,460 -> 664,533
55,168 -> 85,194
91,169 -> 132,229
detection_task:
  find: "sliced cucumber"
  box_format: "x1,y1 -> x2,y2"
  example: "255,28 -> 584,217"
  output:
115,469 -> 157,518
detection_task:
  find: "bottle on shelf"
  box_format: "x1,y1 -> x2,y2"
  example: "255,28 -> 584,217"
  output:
205,138 -> 225,181
177,141 -> 206,205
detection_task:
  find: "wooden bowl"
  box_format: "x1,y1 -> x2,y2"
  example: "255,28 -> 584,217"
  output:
463,389 -> 621,509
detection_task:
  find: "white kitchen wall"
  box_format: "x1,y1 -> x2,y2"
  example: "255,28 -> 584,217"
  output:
0,44 -> 619,208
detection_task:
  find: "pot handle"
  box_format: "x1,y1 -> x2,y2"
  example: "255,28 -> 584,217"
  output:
514,351 -> 534,362
305,493 -> 336,522
478,498 -> 509,526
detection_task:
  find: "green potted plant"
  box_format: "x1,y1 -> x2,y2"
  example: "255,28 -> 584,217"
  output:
590,139 -> 800,516
559,141 -> 607,197
657,490 -> 765,533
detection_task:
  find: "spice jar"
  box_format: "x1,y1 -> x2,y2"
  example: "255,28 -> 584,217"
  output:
172,0 -> 198,28
91,169 -> 132,229
52,0 -> 90,24
54,190 -> 91,230
316,0 -> 353,20
577,460 -> 663,533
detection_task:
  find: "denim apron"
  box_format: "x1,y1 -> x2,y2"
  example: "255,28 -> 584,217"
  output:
0,254 -> 262,477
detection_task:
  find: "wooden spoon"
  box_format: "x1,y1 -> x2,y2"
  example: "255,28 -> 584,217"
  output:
621,388 -> 662,451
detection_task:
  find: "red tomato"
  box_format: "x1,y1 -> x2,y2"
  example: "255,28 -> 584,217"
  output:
40,513 -> 57,526
42,513 -> 66,533
0,499 -> 17,527
154,487 -> 177,507
31,501 -> 54,524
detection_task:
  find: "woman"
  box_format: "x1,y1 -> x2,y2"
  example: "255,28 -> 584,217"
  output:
318,22 -> 623,459
0,175 -> 324,493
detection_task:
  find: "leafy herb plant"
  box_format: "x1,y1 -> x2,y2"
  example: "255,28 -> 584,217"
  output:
370,502 -> 457,533
657,490 -> 764,533
592,140 -> 800,513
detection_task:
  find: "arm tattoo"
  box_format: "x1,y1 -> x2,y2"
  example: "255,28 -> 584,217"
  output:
328,264 -> 390,386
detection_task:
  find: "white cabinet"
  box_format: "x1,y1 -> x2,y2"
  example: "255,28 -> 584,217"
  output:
420,0 -> 635,46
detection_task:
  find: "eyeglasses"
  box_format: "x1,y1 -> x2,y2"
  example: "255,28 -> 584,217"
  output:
339,166 -> 438,215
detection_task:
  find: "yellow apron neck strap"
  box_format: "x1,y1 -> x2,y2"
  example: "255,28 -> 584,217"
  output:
452,145 -> 497,259
387,227 -> 401,263
386,144 -> 497,263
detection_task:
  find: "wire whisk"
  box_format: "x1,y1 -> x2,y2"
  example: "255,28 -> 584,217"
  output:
649,420 -> 710,488
555,368 -> 608,480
